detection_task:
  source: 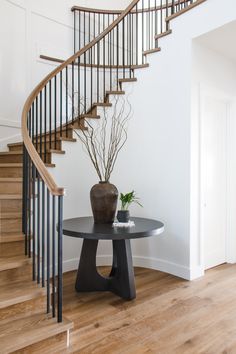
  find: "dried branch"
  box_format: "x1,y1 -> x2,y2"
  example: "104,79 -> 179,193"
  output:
74,94 -> 132,182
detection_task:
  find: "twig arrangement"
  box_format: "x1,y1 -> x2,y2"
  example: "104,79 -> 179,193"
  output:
74,95 -> 132,182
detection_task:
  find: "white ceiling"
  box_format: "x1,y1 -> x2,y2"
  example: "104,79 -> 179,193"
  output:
195,20 -> 236,63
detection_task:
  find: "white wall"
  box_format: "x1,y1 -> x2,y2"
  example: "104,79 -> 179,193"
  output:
0,0 -> 129,149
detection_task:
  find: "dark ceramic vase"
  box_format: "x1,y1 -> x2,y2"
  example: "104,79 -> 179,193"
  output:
90,182 -> 118,224
117,210 -> 130,223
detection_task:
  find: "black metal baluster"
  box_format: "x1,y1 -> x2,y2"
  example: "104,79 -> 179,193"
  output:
161,0 -> 163,33
36,97 -> 38,153
52,195 -> 56,318
113,14 -> 115,85
172,0 -> 175,14
84,11 -> 86,47
116,24 -> 119,90
74,10 -> 76,53
122,16 -> 125,78
57,195 -> 63,323
60,71 -> 62,137
126,14 -> 129,69
44,86 -> 47,163
91,48 -> 93,109
28,151 -> 31,258
93,12 -> 95,41
40,91 -> 42,158
97,42 -> 100,102
49,81 -> 52,149
130,14 -> 132,77
78,59 -> 81,118
54,76 -> 57,150
103,35 -> 106,98
37,175 -> 41,284
32,163 -> 36,281
109,31 -> 112,90
47,189 -> 50,313
72,61 -> 75,123
151,7 -> 154,49
41,181 -> 45,288
31,102 -> 36,279
66,67 -> 68,136
136,6 -> 138,65
131,12 -> 134,68
79,11 -> 81,50
84,54 -> 87,113
148,0 -> 151,50
155,0 -> 157,35
23,146 -> 28,254
142,0 -> 144,63
166,0 -> 169,31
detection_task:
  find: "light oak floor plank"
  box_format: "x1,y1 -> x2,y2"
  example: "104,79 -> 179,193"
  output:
32,264 -> 236,354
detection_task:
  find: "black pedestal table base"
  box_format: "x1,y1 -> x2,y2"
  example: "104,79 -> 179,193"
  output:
75,239 -> 136,300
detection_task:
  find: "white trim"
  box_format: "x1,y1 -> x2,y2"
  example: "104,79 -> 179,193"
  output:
62,255 -> 192,280
0,118 -> 21,129
5,0 -> 26,11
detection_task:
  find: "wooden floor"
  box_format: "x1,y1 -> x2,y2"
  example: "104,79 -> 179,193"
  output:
34,264 -> 236,354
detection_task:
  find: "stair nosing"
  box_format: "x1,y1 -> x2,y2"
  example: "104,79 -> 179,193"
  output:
0,163 -> 22,167
0,281 -> 46,309
0,233 -> 25,243
0,194 -> 22,200
0,314 -> 73,354
0,255 -> 31,272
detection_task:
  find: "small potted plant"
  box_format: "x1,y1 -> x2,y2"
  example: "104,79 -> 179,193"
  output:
117,191 -> 143,223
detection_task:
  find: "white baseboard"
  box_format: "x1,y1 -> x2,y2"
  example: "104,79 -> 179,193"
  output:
62,255 -> 198,281
189,265 -> 204,280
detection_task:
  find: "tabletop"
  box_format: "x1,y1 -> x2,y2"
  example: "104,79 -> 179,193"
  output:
62,216 -> 164,240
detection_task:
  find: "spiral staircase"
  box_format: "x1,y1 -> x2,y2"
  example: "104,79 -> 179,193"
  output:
0,0 -> 206,352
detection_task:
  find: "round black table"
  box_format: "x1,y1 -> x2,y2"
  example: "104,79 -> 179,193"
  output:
62,217 -> 164,300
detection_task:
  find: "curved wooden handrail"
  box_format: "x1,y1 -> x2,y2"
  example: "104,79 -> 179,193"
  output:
22,0 -> 139,196
71,0 -> 190,15
71,6 -> 123,15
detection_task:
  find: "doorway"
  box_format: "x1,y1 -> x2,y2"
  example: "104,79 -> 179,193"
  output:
201,94 -> 229,270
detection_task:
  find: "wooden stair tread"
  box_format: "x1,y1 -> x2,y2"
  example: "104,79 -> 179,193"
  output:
92,102 -> 112,107
58,137 -> 76,142
118,78 -> 137,83
0,212 -> 21,219
0,194 -> 22,200
0,255 -> 30,272
131,63 -> 149,69
0,233 -> 25,243
154,29 -> 172,40
0,279 -> 47,309
143,47 -> 161,55
166,0 -> 207,21
0,151 -> 22,156
48,149 -> 65,154
80,114 -> 100,119
7,142 -> 23,147
106,90 -> 125,95
8,136 -> 76,147
0,163 -> 22,167
0,177 -> 22,182
0,313 -> 73,354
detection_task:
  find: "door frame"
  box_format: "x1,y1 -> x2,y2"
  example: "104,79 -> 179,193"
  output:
199,84 -> 235,273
